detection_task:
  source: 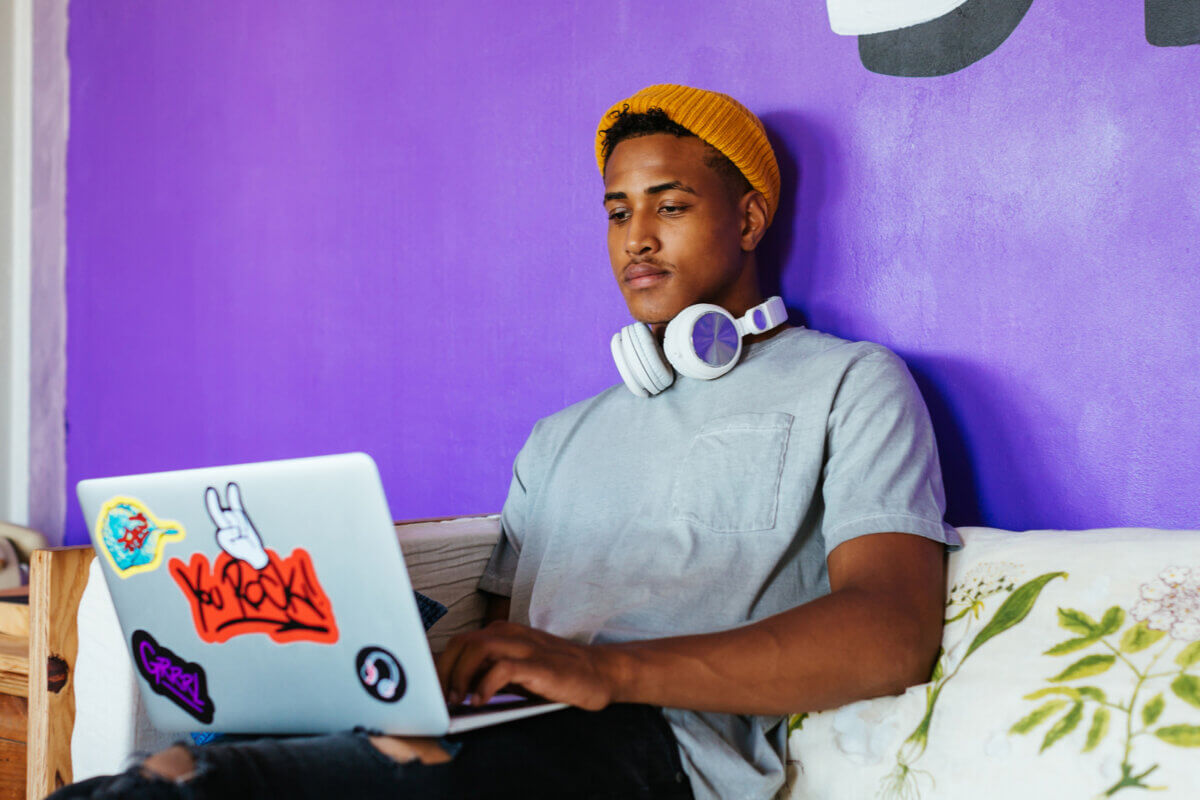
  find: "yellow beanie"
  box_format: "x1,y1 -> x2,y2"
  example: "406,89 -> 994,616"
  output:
595,84 -> 781,225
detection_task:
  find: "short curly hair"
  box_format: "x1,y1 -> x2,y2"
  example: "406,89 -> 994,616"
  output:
598,106 -> 754,203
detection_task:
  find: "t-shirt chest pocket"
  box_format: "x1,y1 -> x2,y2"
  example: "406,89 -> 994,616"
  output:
669,411 -> 794,533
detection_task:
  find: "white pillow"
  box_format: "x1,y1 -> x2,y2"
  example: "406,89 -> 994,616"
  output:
71,559 -> 175,781
785,526 -> 1200,799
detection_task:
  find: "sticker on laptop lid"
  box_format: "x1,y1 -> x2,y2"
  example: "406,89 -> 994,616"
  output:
170,548 -> 339,645
167,483 -> 339,645
132,629 -> 215,724
95,496 -> 185,579
204,483 -> 269,569
356,646 -> 406,703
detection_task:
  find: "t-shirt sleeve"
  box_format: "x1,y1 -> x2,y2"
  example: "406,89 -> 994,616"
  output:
477,427 -> 537,597
820,346 -> 962,556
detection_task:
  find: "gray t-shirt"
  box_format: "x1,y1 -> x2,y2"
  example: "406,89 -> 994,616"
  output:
479,326 -> 961,799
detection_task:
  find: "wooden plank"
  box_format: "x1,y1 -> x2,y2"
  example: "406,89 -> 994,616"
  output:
392,513 -> 497,527
0,635 -> 26,698
0,598 -> 28,639
400,530 -> 500,653
27,546 -> 94,799
0,696 -> 26,743
0,737 -> 25,800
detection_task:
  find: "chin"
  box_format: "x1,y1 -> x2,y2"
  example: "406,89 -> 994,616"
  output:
623,291 -> 691,326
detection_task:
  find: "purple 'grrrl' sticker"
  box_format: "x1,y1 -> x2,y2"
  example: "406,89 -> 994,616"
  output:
132,629 -> 215,724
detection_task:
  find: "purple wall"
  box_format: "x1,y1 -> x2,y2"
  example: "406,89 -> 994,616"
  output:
64,1 -> 1200,544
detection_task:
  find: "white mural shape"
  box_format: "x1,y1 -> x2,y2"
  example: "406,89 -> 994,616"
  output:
826,0 -> 970,35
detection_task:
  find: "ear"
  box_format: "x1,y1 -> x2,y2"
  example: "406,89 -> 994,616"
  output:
738,190 -> 770,252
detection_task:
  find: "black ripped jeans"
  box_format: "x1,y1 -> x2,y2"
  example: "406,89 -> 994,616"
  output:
48,704 -> 694,800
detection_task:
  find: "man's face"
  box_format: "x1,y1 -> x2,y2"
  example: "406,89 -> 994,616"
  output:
603,134 -> 754,328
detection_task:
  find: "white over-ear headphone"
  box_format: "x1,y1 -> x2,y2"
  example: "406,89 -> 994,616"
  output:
610,296 -> 788,397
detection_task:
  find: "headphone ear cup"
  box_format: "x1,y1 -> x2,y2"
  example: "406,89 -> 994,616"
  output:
664,305 -> 743,381
627,323 -> 674,394
620,330 -> 661,395
611,329 -> 651,397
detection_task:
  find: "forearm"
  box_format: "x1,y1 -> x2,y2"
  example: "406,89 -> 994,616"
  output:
600,586 -> 940,716
440,534 -> 946,715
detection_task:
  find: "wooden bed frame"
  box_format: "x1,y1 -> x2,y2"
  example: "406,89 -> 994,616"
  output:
0,545 -> 95,800
26,545 -> 94,799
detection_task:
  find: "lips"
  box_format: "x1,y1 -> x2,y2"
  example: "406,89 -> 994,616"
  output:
623,262 -> 671,288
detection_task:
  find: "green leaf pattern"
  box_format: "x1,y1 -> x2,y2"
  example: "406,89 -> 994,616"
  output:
1121,621 -> 1165,653
1040,701 -> 1083,752
1009,564 -> 1200,796
864,562 -> 1200,800
1170,674 -> 1200,709
1049,654 -> 1115,682
1011,700 -> 1068,734
1154,725 -> 1200,747
1083,707 -> 1109,753
1177,641 -> 1200,668
964,573 -> 1068,659
1142,693 -> 1165,726
1058,608 -> 1100,636
1044,636 -> 1097,656
876,567 -> 1064,799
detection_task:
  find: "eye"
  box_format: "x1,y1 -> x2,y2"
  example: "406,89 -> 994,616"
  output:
659,203 -> 688,215
607,208 -> 630,223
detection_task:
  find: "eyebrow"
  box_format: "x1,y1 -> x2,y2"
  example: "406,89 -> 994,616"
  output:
603,181 -> 698,203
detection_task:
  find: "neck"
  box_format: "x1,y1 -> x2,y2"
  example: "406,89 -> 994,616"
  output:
649,253 -> 787,344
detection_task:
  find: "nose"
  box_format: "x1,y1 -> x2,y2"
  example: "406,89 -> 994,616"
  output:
624,210 -> 660,258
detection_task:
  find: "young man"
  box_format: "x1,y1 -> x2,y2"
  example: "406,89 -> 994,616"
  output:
54,85 -> 960,800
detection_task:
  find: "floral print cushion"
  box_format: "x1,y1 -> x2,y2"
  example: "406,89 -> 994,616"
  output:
784,526 -> 1200,799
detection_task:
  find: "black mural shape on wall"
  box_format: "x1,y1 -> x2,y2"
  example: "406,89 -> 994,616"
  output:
1146,0 -> 1200,46
858,0 -> 1035,77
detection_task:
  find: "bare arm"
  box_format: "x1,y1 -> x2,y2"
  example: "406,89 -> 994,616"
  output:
437,532 -> 946,714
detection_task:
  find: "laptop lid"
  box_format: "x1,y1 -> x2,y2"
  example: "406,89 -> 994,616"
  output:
77,452 -> 455,735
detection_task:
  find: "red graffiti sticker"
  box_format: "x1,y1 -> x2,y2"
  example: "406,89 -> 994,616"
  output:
168,548 -> 339,645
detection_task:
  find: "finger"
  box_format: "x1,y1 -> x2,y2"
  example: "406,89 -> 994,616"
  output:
436,623 -> 515,694
449,636 -> 535,704
204,487 -> 229,527
474,658 -> 540,705
226,482 -> 244,514
435,632 -> 475,698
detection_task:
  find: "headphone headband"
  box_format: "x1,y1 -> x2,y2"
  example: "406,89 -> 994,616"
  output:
737,296 -> 788,335
611,296 -> 790,397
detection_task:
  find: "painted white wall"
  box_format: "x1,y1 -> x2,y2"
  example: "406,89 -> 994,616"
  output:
31,0 -> 67,543
826,0 -> 969,35
0,0 -> 69,544
0,0 -> 32,530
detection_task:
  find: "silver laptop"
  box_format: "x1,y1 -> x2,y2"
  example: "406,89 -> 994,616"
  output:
77,452 -> 565,735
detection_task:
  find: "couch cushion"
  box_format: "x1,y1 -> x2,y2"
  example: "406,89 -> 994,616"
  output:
71,558 -> 175,781
785,526 -> 1200,799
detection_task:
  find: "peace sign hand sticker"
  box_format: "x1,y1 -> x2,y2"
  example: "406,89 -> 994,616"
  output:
170,481 -> 339,645
205,483 -> 269,569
